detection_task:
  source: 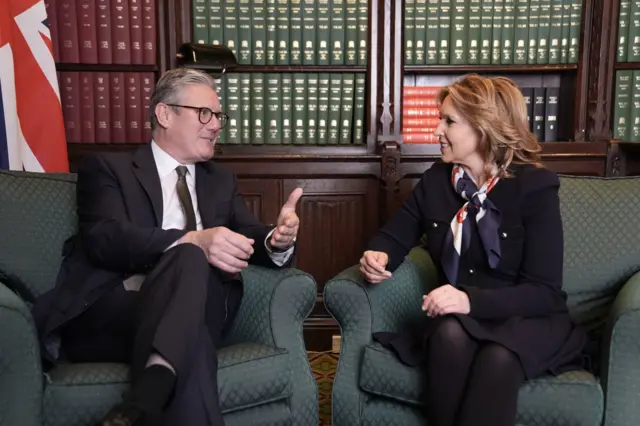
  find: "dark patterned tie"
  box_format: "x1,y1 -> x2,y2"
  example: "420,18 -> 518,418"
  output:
175,165 -> 197,231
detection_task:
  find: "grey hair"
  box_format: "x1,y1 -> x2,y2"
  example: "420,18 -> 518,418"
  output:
150,68 -> 217,131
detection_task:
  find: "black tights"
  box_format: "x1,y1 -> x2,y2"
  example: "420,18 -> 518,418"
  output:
423,317 -> 525,426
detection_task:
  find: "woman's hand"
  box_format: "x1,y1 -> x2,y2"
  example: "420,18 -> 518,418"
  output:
360,250 -> 392,283
422,284 -> 470,316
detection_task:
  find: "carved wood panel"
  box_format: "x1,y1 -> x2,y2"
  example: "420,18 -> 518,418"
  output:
283,178 -> 380,291
236,179 -> 282,225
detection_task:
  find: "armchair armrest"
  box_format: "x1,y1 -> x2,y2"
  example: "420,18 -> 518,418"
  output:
323,247 -> 438,426
223,265 -> 318,426
0,281 -> 42,426
601,271 -> 640,426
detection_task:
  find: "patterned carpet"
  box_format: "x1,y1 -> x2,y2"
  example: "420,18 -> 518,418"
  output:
308,351 -> 339,426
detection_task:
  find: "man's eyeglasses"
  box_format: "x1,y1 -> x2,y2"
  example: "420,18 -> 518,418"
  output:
165,104 -> 229,128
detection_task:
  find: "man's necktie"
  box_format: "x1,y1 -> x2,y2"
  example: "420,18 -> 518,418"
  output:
175,165 -> 197,231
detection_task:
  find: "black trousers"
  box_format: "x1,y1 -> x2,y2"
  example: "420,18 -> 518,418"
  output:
61,244 -> 243,426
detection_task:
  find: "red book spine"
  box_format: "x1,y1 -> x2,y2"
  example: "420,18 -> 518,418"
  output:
80,72 -> 96,142
45,0 -> 60,61
94,72 -> 111,143
403,133 -> 439,144
96,0 -> 113,64
58,0 -> 79,63
141,72 -> 154,142
142,0 -> 156,65
130,0 -> 143,64
126,73 -> 143,143
76,0 -> 98,63
110,72 -> 127,143
61,72 -> 81,143
112,0 -> 131,64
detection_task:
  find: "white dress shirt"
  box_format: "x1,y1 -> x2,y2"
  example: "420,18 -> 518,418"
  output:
123,141 -> 293,291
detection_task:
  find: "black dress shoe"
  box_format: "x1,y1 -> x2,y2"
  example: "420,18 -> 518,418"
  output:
99,401 -> 155,426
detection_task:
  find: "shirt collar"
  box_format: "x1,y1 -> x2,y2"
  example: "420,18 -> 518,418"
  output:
151,140 -> 196,180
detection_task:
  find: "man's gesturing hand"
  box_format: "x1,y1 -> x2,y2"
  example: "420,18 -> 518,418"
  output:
270,187 -> 303,250
182,227 -> 255,274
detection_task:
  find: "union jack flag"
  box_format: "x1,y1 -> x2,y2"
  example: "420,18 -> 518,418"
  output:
0,0 -> 68,172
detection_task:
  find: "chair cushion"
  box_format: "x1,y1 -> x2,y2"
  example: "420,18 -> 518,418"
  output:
359,343 -> 603,425
43,343 -> 291,426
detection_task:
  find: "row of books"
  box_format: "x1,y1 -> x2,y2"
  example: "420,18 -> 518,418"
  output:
213,72 -> 366,145
617,0 -> 640,63
59,72 -> 154,144
405,0 -> 582,65
613,70 -> 640,141
193,0 -> 368,66
46,0 -> 157,65
400,84 -> 560,143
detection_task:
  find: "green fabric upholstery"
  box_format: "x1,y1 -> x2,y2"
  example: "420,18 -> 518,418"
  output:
0,169 -> 318,426
325,174 -> 640,426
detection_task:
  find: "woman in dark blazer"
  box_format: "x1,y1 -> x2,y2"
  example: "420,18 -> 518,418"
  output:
360,74 -> 587,426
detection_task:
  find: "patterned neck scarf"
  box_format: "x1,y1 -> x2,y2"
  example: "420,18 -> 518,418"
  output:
441,165 -> 502,286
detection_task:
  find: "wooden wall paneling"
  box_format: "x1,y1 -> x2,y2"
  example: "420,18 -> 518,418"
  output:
236,179 -> 282,224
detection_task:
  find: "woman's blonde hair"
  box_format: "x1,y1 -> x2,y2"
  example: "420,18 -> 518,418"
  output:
437,73 -> 543,178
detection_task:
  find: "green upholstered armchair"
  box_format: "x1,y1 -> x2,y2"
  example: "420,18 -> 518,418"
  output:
0,169 -> 318,426
324,174 -> 640,426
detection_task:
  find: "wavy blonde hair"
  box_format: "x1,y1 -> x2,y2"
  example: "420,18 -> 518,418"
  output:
437,74 -> 542,178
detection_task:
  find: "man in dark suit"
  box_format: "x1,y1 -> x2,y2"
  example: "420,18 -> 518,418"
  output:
32,68 -> 303,426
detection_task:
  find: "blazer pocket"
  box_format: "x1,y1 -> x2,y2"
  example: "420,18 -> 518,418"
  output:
497,224 -> 525,274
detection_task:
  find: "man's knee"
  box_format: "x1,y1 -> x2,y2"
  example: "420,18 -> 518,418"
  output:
164,242 -> 209,270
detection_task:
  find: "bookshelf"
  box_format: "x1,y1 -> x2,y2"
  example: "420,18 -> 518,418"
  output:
49,0 -> 620,349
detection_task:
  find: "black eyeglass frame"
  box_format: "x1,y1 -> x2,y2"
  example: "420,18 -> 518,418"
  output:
165,103 -> 229,128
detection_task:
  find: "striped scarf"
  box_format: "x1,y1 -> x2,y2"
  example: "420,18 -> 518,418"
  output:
442,165 -> 502,286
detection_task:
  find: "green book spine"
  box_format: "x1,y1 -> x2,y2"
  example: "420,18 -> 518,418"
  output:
345,0 -> 358,64
451,0 -> 469,64
307,73 -> 319,143
240,73 -> 251,143
560,0 -> 570,63
537,0 -> 551,64
209,0 -> 224,45
317,0 -> 331,64
439,0 -> 452,64
528,0 -> 539,64
405,0 -> 416,64
292,73 -> 307,144
238,0 -> 252,64
265,73 -> 282,144
568,0 -> 581,63
225,73 -> 241,144
214,76 -> 225,144
331,0 -> 346,64
252,0 -> 267,64
290,0 -> 303,64
501,0 -> 515,63
358,0 -> 368,65
276,0 -> 290,64
266,0 -> 277,64
340,73 -> 355,144
491,0 -> 503,64
414,0 -> 427,64
328,74 -> 342,144
302,0 -> 317,65
618,0 -> 631,62
480,0 -> 494,64
353,73 -> 366,144
514,0 -> 529,64
427,0 -> 440,64
281,74 -> 293,144
223,0 -> 239,57
614,71 -> 632,139
251,73 -> 265,144
548,0 -> 563,63
468,0 -> 482,63
317,73 -> 330,144
193,0 -> 208,44
631,70 -> 640,141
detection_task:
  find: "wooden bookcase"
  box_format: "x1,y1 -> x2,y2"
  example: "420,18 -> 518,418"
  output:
54,0 -> 623,349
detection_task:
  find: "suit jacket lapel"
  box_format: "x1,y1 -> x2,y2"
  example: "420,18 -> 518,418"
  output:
196,161 -> 217,229
132,144 -> 163,225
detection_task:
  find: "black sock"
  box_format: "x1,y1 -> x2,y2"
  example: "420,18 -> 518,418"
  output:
129,364 -> 177,412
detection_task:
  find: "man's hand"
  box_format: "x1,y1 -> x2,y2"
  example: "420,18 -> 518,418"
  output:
360,250 -> 392,283
181,227 -> 254,274
422,284 -> 470,316
270,188 -> 303,250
